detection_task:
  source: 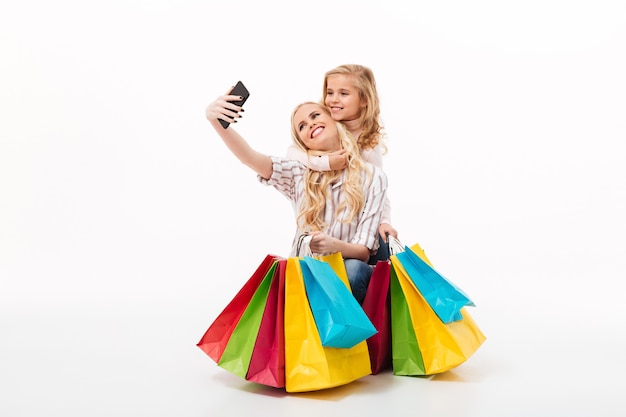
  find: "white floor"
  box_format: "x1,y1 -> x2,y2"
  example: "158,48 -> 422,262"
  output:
1,256 -> 624,417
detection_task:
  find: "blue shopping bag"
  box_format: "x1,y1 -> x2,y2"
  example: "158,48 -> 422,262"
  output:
300,256 -> 377,349
396,244 -> 474,324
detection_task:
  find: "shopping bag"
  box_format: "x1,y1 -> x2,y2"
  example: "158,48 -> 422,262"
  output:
245,259 -> 286,388
284,257 -> 372,392
196,255 -> 279,362
390,253 -> 486,375
389,264 -> 426,375
396,242 -> 474,323
300,256 -> 377,349
217,262 -> 277,377
361,260 -> 392,374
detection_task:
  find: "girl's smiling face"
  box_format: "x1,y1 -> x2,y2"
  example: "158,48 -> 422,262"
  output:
324,74 -> 366,122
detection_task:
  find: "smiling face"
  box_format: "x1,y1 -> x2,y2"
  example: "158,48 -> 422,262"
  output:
324,74 -> 366,122
291,102 -> 341,152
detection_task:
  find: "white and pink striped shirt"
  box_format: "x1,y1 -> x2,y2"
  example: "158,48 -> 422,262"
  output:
259,156 -> 387,257
286,143 -> 392,225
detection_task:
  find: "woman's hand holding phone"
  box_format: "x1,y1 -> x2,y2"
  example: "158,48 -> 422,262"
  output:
216,81 -> 250,129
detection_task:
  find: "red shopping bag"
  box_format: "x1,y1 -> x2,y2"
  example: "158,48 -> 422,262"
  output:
217,262 -> 276,377
197,255 -> 280,362
361,260 -> 392,374
245,259 -> 287,387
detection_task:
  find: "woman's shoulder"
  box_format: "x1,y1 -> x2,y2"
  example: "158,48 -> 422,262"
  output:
358,163 -> 387,193
359,160 -> 386,181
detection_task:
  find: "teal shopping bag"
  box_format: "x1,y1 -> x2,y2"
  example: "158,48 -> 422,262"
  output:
300,256 -> 376,349
396,245 -> 474,323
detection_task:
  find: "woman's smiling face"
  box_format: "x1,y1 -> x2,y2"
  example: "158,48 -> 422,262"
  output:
292,103 -> 341,152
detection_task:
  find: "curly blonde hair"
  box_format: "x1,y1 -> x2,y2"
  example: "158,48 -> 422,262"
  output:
290,102 -> 371,232
322,64 -> 387,152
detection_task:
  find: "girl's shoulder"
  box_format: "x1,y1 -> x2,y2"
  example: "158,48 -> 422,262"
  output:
360,144 -> 384,168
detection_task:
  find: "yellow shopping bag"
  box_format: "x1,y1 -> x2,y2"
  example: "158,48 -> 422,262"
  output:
390,243 -> 486,375
284,256 -> 372,392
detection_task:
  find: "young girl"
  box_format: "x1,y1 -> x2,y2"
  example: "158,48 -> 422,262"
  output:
206,90 -> 388,304
286,64 -> 398,262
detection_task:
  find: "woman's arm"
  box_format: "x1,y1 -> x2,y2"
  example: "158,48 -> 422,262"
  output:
362,145 -> 397,238
352,166 -> 388,249
308,232 -> 371,262
205,93 -> 273,179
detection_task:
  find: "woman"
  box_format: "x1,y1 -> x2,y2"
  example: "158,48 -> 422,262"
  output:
286,64 -> 398,263
206,88 -> 387,303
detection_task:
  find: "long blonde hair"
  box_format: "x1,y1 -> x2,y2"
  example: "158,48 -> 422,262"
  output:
290,102 -> 371,232
322,64 -> 386,152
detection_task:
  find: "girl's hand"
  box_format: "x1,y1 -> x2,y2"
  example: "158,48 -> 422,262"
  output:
328,149 -> 348,170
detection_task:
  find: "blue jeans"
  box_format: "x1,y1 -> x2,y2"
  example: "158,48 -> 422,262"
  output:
368,234 -> 390,265
344,259 -> 373,305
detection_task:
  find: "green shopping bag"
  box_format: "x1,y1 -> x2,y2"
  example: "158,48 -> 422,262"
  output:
217,262 -> 277,377
390,264 -> 426,376
390,250 -> 486,375
197,255 -> 279,362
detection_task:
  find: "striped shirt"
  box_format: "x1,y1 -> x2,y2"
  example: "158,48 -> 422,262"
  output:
259,156 -> 388,257
286,143 -> 392,225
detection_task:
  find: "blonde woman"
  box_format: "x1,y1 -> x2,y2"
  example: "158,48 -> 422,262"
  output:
206,90 -> 387,303
286,64 -> 398,264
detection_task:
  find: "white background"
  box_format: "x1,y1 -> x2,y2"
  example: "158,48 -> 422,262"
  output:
1,1 -> 625,416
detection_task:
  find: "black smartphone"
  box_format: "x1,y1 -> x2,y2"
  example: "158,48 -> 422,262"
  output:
218,81 -> 250,129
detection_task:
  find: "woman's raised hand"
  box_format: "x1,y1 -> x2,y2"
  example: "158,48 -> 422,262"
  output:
205,90 -> 245,125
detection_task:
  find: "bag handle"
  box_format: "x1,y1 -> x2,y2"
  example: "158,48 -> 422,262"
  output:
296,234 -> 313,257
387,234 -> 405,256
